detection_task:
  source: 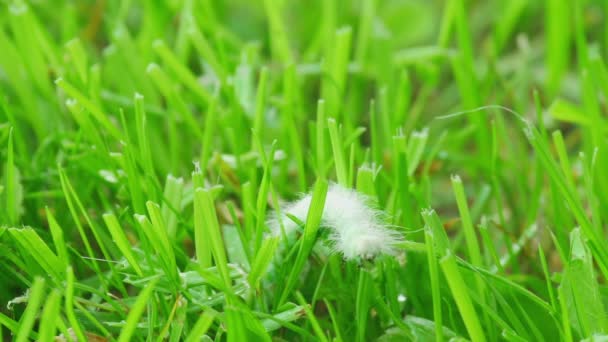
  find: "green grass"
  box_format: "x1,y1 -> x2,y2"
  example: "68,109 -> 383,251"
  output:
1,0 -> 608,340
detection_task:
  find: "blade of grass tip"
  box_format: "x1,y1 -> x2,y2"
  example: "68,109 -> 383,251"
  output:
158,295 -> 185,342
295,292 -> 329,342
422,209 -> 486,342
184,310 -> 217,342
102,212 -> 144,276
135,214 -> 177,283
343,125 -> 368,149
65,266 -> 87,342
119,110 -> 147,214
328,118 -> 348,186
356,165 -> 377,199
248,236 -> 279,289
278,179 -> 328,306
15,277 -> 44,342
8,228 -> 63,281
195,188 -> 231,288
421,209 -> 450,255
254,138 -> 277,252
146,202 -> 179,283
46,207 -> 69,270
117,278 -> 159,342
55,78 -> 122,140
424,228 -> 443,342
65,98 -> 109,152
37,289 -> 61,342
406,128 -> 429,176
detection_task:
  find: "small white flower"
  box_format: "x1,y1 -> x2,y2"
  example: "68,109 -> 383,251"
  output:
268,183 -> 402,260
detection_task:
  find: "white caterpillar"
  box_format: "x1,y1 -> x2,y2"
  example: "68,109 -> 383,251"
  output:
268,183 -> 401,260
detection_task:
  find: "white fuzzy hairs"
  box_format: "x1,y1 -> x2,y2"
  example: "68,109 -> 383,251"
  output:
268,183 -> 402,260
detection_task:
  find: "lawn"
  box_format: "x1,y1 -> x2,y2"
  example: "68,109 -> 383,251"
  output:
1,0 -> 608,341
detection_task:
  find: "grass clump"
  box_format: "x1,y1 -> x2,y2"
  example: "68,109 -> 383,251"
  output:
1,0 -> 608,341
